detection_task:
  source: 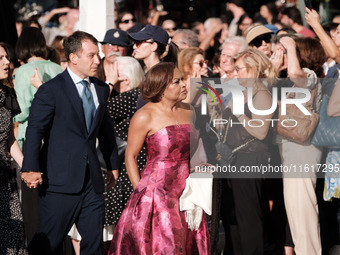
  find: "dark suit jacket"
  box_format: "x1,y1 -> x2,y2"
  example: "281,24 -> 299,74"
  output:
22,70 -> 119,194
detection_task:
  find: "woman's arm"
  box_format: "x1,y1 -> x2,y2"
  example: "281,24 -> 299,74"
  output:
305,8 -> 340,63
237,90 -> 274,140
328,79 -> 340,116
8,121 -> 23,167
125,110 -> 151,189
280,37 -> 306,79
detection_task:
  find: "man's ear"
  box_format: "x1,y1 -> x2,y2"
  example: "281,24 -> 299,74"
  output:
69,52 -> 78,65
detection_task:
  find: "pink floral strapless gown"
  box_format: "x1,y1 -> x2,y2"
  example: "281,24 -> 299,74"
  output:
108,124 -> 210,255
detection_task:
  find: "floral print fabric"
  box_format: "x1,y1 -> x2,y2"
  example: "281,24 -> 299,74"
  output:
109,124 -> 210,254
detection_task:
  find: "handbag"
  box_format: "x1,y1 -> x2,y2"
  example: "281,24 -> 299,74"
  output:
215,117 -> 255,167
312,95 -> 340,148
116,136 -> 127,164
276,87 -> 319,143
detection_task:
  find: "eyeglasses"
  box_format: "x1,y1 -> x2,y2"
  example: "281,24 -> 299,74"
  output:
164,27 -> 177,32
234,66 -> 247,72
134,40 -> 154,48
120,18 -> 136,24
193,60 -> 208,68
249,34 -> 272,48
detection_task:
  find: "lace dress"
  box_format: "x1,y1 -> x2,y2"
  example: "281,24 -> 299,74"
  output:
0,86 -> 27,254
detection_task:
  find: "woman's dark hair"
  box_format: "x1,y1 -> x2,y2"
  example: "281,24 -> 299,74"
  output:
22,16 -> 42,31
142,62 -> 176,102
47,46 -> 61,65
264,2 -> 279,24
155,42 -> 166,57
160,41 -> 179,65
0,43 -> 13,87
116,11 -> 135,27
295,37 -> 327,77
281,7 -> 303,26
236,14 -> 252,36
15,27 -> 48,63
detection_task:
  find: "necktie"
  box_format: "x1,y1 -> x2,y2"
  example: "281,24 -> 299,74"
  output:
80,80 -> 95,132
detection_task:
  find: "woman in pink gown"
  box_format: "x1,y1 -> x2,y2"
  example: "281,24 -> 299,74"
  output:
108,62 -> 210,254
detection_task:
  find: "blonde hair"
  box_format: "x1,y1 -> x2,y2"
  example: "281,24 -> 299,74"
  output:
236,47 -> 278,79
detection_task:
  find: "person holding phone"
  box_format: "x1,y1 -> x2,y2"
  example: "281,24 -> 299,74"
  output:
280,6 -> 316,38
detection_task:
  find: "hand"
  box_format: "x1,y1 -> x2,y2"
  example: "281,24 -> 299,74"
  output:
106,170 -> 119,190
211,23 -> 223,35
30,68 -> 43,89
279,37 -> 296,52
156,11 -> 168,17
270,47 -> 284,71
305,7 -> 320,28
104,61 -> 117,85
21,171 -> 43,189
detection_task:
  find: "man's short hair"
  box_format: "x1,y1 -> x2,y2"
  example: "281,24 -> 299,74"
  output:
63,31 -> 98,61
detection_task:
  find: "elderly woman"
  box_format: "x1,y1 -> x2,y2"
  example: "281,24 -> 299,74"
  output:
0,42 -> 27,254
105,56 -> 145,241
222,47 -> 277,255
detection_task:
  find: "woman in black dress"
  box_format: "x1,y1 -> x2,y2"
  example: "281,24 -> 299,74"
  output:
0,42 -> 27,254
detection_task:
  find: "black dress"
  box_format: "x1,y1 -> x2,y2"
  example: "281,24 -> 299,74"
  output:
0,84 -> 27,254
105,88 -> 147,226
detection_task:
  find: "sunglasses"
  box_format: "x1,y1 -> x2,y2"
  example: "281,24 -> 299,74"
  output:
120,18 -> 136,24
249,34 -> 272,47
164,27 -> 177,32
134,40 -> 154,48
193,60 -> 208,68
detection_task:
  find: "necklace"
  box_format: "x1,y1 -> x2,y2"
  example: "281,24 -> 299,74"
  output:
176,120 -> 180,128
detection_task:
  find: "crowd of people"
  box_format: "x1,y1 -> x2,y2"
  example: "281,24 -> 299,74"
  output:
1,0 -> 340,254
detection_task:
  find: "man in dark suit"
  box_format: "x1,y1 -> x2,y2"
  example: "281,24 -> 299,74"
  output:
21,31 -> 119,254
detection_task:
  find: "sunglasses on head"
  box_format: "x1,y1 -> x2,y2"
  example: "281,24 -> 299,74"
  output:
120,18 -> 136,24
249,34 -> 272,48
